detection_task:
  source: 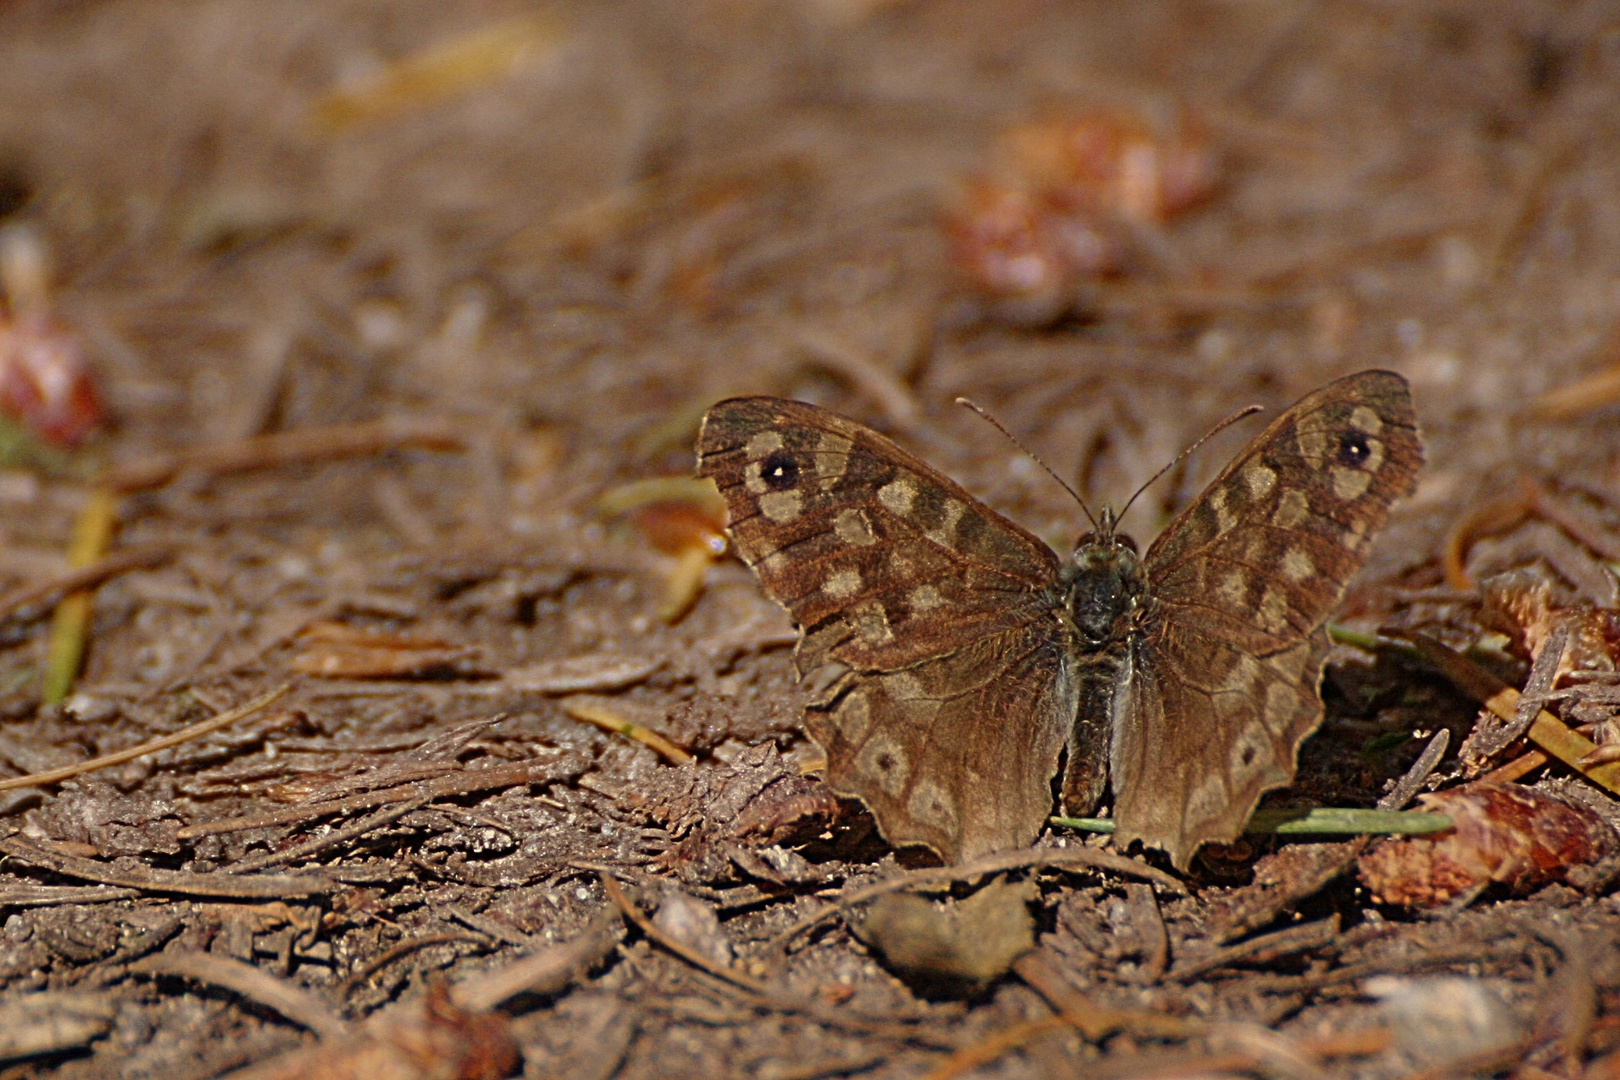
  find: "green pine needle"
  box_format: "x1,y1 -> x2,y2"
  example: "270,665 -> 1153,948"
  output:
1051,806 -> 1452,837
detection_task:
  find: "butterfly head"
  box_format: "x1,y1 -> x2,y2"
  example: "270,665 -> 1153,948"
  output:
1062,507 -> 1148,645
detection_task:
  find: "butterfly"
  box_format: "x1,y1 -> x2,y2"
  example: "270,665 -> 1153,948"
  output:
696,370 -> 1422,869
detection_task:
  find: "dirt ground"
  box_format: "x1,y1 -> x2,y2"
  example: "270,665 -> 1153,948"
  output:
1,1 -> 1620,1077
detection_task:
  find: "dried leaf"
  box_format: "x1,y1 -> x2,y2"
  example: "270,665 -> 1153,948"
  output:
1357,782 -> 1620,907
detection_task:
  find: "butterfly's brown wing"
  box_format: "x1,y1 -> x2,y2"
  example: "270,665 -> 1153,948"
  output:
697,397 -> 1076,861
1113,369 -> 1422,870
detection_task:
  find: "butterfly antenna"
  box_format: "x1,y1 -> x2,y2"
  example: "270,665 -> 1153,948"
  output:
955,397 -> 1100,532
1114,403 -> 1265,523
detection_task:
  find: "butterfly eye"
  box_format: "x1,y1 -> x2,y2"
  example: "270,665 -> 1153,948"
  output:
760,450 -> 800,491
1337,429 -> 1372,468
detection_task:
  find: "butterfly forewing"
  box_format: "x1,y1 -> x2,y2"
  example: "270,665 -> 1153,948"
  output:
1113,370 -> 1422,868
698,398 -> 1062,673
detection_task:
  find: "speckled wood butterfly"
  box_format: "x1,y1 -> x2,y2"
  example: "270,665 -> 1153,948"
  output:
696,370 -> 1422,869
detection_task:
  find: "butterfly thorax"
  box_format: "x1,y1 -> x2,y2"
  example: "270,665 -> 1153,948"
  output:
1059,512 -> 1148,647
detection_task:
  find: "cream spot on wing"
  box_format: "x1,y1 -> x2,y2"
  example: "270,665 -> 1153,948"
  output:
1272,489 -> 1311,529
889,550 -> 915,575
1217,569 -> 1249,609
1264,681 -> 1304,734
884,671 -> 923,700
1331,466 -> 1371,500
1209,486 -> 1238,534
836,689 -> 873,743
1184,772 -> 1226,828
853,601 -> 893,643
1257,586 -> 1291,634
1215,652 -> 1263,695
878,476 -> 916,516
1349,405 -> 1383,434
907,779 -> 959,831
1281,547 -> 1315,583
815,432 -> 852,491
834,508 -> 876,546
744,460 -> 767,495
1266,640 -> 1316,685
823,568 -> 862,599
758,489 -> 803,522
856,731 -> 908,796
925,499 -> 965,546
1244,463 -> 1276,500
746,431 -> 784,459
1342,517 -> 1370,551
1295,413 -> 1330,469
908,583 -> 943,613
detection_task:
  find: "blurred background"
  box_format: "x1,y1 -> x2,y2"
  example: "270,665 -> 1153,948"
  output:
1,0 -> 1614,569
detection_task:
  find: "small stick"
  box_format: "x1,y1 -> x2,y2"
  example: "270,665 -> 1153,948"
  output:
130,951 -> 349,1039
0,684 -> 288,793
176,754 -> 574,838
766,846 -> 1182,956
222,796 -> 429,875
337,932 -> 489,998
1124,881 -> 1168,982
1167,915 -> 1339,982
600,873 -> 767,995
0,544 -> 172,624
0,835 -> 332,898
1013,949 -> 1199,1040
600,872 -> 950,1045
105,416 -> 465,494
1479,620 -> 1568,756
561,696 -> 692,764
1378,728 -> 1450,811
450,908 -> 623,1012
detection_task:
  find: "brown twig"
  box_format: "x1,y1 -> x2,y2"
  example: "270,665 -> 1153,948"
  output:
1442,492 -> 1531,591
601,871 -> 952,1046
922,1015 -> 1070,1080
1239,941 -> 1529,995
105,415 -> 466,494
130,951 -> 349,1039
767,846 -> 1183,956
176,753 -> 577,839
0,884 -> 139,906
1126,881 -> 1168,982
337,932 -> 490,999
1379,728 -> 1450,811
0,684 -> 288,794
1013,949 -> 1200,1040
222,796 -> 430,875
600,872 -> 767,995
450,908 -> 623,1012
0,544 -> 173,624
0,835 -> 333,898
1167,915 -> 1340,982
